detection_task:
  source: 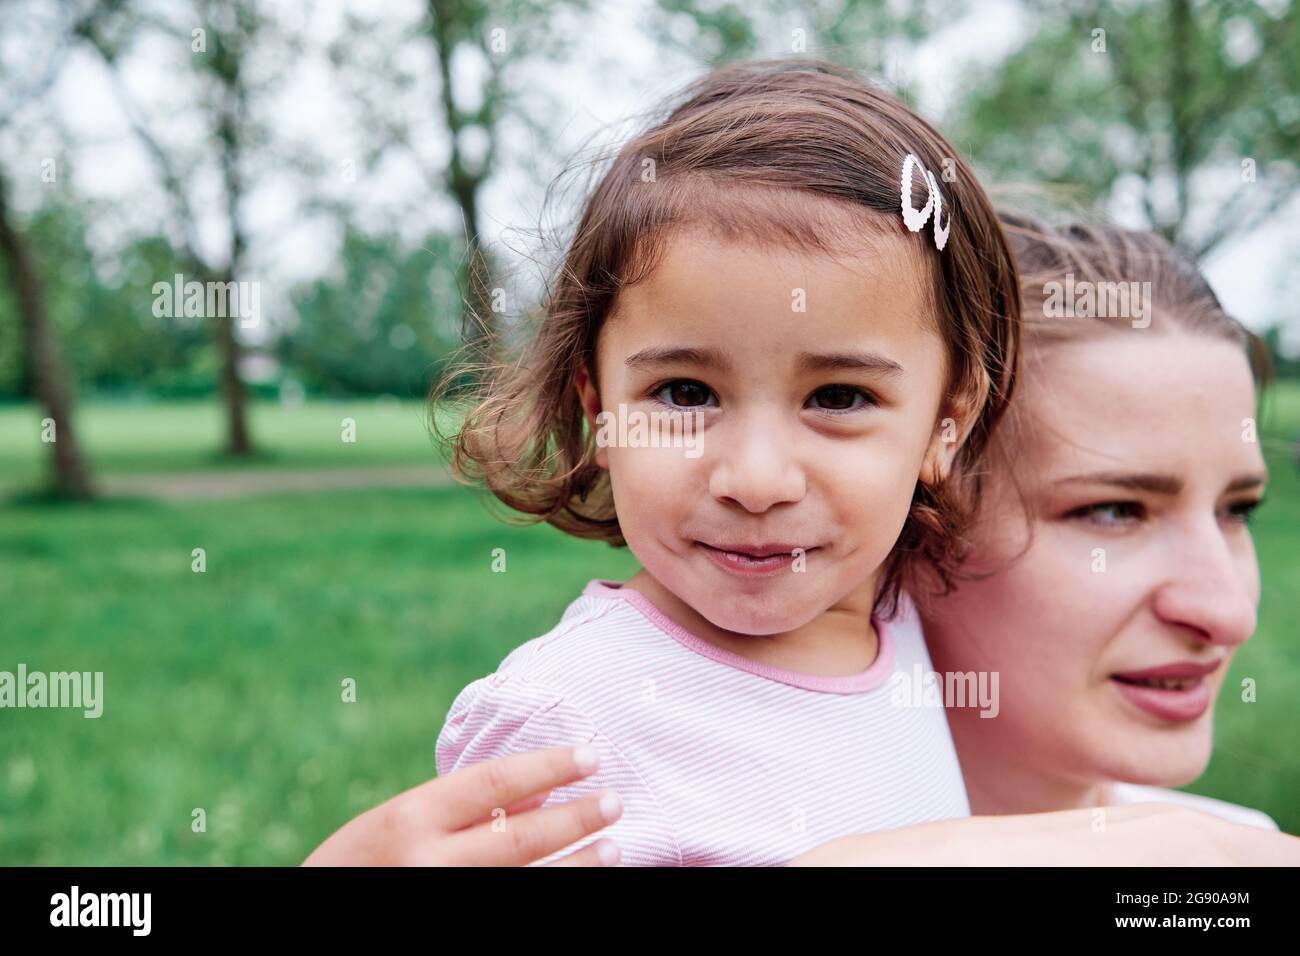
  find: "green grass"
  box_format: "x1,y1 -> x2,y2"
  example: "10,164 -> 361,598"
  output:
0,486 -> 639,865
0,389 -> 1297,863
0,399 -> 455,493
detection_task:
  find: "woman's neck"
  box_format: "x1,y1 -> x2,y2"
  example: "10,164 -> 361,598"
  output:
948,715 -> 1110,815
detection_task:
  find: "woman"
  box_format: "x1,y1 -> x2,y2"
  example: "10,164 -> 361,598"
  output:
914,215 -> 1278,827
306,218 -> 1297,866
791,217 -> 1294,865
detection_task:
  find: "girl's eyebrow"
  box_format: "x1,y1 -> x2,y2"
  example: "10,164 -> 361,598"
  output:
624,346 -> 727,370
623,346 -> 904,376
1051,472 -> 1267,495
796,351 -> 904,376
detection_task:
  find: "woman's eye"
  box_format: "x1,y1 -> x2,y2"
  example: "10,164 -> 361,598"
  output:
808,385 -> 872,413
1067,501 -> 1145,527
1224,498 -> 1264,525
655,380 -> 715,408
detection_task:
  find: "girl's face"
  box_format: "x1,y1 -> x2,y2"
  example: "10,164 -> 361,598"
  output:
921,333 -> 1266,805
577,227 -> 963,636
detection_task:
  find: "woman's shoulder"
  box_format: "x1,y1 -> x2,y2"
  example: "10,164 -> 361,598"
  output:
1107,782 -> 1279,831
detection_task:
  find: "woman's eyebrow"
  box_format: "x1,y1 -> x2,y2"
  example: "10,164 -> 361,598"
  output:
1051,472 -> 1268,495
1224,474 -> 1268,494
1053,472 -> 1182,494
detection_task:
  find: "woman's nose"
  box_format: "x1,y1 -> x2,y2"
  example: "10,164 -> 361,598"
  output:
1150,516 -> 1258,648
707,416 -> 806,513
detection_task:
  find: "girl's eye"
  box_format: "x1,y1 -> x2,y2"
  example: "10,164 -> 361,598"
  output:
1066,501 -> 1145,527
807,385 -> 873,413
655,380 -> 715,408
1223,498 -> 1264,525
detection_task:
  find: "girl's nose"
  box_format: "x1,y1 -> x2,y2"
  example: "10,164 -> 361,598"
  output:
707,418 -> 806,514
1150,516 -> 1258,648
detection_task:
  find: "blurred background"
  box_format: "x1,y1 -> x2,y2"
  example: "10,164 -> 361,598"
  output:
0,0 -> 1297,864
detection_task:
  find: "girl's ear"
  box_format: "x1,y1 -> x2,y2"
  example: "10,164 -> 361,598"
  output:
574,366 -> 609,470
920,390 -> 980,486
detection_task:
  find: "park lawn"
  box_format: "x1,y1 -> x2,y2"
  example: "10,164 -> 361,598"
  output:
0,385 -> 1297,864
0,398 -> 454,494
0,485 -> 640,865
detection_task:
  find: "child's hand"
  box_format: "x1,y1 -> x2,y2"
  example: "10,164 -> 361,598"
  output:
303,745 -> 623,866
789,804 -> 1300,866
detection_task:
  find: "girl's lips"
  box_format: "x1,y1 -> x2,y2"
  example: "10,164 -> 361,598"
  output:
696,542 -> 816,577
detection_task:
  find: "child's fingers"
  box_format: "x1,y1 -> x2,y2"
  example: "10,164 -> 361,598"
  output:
499,790 -> 553,817
430,745 -> 601,832
464,789 -> 553,828
437,789 -> 623,866
544,838 -> 621,867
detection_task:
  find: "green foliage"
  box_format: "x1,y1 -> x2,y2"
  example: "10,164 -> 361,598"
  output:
952,0 -> 1300,259
278,230 -> 463,399
1260,326 -> 1300,381
650,0 -> 959,75
0,203 -> 206,400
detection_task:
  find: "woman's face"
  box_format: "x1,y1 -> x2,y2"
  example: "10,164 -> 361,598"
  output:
921,332 -> 1267,804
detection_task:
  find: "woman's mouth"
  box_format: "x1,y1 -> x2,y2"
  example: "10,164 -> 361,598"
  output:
1109,660 -> 1222,722
696,541 -> 818,577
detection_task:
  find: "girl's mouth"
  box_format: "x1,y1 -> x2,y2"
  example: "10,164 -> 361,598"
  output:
696,542 -> 817,577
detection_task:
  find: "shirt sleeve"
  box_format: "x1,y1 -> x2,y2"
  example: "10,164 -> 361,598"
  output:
436,673 -> 682,866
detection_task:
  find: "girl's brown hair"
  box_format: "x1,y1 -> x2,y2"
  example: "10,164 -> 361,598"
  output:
437,58 -> 1022,618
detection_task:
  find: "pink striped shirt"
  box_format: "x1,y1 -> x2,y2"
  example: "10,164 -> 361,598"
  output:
436,579 -> 970,865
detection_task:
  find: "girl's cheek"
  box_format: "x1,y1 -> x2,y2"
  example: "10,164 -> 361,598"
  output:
607,446 -> 704,498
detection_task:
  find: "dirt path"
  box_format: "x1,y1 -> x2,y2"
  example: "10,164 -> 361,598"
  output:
99,465 -> 456,500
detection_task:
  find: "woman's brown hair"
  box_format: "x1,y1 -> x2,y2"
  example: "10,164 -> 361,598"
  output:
436,58 -> 1022,618
1000,211 -> 1271,385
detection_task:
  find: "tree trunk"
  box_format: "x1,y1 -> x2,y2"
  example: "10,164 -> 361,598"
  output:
215,84 -> 253,457
429,0 -> 498,363
456,184 -> 497,358
0,176 -> 95,499
214,273 -> 252,457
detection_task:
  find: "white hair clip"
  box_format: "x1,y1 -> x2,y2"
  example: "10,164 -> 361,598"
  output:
900,153 -> 951,251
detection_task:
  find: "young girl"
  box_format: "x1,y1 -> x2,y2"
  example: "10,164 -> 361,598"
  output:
433,58 -> 1021,865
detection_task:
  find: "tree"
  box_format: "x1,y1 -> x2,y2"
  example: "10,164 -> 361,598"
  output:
0,0 -> 97,499
649,0 -> 961,91
77,0 -> 290,456
953,0 -> 1300,261
281,228 -> 462,398
0,172 -> 95,499
326,0 -> 589,365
